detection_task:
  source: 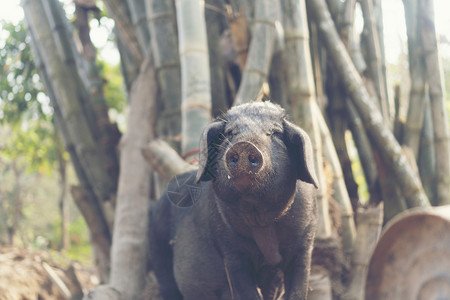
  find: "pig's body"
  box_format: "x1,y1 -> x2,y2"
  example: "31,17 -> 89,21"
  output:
149,102 -> 318,300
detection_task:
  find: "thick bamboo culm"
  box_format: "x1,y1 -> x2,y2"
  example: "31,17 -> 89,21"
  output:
147,0 -> 182,148
176,0 -> 212,155
282,0 -> 331,238
418,0 -> 450,205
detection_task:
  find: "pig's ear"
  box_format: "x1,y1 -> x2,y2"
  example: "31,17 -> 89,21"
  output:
283,120 -> 319,188
196,121 -> 226,183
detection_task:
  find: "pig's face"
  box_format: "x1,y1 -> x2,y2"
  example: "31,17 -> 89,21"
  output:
196,102 -> 318,225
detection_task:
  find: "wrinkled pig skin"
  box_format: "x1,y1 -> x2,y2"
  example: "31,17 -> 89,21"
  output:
149,102 -> 318,300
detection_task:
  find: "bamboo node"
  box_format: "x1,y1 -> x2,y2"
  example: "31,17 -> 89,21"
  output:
148,12 -> 172,22
284,32 -> 309,41
252,18 -> 277,27
244,67 -> 268,77
179,47 -> 209,56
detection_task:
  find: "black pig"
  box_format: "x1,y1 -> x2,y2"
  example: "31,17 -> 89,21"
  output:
149,101 -> 318,300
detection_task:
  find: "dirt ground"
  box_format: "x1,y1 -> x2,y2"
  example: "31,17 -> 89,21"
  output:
0,246 -> 98,300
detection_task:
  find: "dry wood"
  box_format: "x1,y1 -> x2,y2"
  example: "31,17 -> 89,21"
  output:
142,140 -> 197,181
309,0 -> 430,209
42,262 -> 72,299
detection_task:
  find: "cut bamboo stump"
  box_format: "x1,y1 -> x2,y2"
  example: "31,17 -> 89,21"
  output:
365,205 -> 450,300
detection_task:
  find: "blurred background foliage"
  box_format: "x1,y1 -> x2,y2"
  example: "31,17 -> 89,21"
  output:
0,10 -> 126,265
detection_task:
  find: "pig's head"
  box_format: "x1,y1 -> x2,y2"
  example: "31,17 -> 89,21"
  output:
196,102 -> 318,225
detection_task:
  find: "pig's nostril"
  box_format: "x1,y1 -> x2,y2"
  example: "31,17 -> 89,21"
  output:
248,154 -> 260,166
230,153 -> 239,164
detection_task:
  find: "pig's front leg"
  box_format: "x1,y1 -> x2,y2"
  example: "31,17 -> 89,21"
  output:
223,254 -> 262,300
283,247 -> 314,300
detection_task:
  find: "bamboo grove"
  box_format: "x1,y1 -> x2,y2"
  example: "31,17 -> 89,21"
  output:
21,0 -> 448,299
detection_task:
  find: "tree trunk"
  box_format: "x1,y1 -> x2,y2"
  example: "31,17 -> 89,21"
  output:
109,56 -> 157,298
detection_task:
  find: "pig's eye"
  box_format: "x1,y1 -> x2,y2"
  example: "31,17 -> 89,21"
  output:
267,128 -> 282,137
224,130 -> 234,138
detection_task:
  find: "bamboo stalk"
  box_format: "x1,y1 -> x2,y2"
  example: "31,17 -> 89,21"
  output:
147,0 -> 182,149
309,0 -> 430,208
360,0 -> 389,121
268,51 -> 288,108
234,0 -> 277,105
126,0 -> 151,55
324,49 -> 360,213
402,0 -> 427,158
282,0 -> 331,238
346,102 -> 378,198
176,0 -> 212,155
116,28 -> 140,91
205,0 -> 230,116
419,0 -> 450,205
309,22 -> 326,110
418,96 -> 437,204
103,0 -> 143,63
314,102 -> 356,254
341,0 -> 367,74
373,0 -> 390,113
393,85 -> 404,141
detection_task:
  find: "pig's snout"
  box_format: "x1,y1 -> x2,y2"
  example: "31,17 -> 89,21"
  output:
225,141 -> 264,177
